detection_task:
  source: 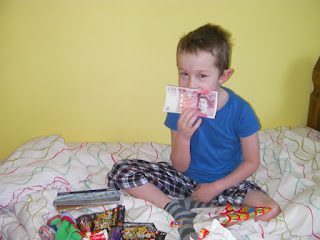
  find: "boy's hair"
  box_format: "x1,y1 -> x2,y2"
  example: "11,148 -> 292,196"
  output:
177,23 -> 232,74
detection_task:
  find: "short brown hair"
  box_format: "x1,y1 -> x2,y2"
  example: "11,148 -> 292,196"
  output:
177,24 -> 232,74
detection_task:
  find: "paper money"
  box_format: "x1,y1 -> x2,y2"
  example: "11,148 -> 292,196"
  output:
163,85 -> 218,119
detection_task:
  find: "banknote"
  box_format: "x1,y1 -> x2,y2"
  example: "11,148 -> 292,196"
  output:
163,85 -> 218,119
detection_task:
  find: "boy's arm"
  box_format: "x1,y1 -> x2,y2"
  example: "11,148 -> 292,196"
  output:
191,132 -> 260,203
170,108 -> 202,172
170,129 -> 191,172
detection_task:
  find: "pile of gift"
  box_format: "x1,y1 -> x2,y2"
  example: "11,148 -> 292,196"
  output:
38,205 -> 167,240
38,202 -> 271,240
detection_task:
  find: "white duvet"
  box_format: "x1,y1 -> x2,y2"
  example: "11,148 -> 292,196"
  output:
0,126 -> 319,240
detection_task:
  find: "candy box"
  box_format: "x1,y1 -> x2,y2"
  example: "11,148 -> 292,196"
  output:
108,226 -> 123,240
120,222 -> 166,240
93,205 -> 125,231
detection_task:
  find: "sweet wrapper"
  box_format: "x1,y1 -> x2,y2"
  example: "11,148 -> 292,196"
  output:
218,204 -> 271,226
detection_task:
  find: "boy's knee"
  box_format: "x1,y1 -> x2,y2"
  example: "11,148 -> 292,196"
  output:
268,201 -> 281,218
109,160 -> 135,176
255,200 -> 281,222
242,190 -> 281,222
110,160 -> 130,170
107,161 -> 131,187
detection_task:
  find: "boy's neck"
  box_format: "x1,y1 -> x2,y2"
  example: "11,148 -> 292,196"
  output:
217,86 -> 229,110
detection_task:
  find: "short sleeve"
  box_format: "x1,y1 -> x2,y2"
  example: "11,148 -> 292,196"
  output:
236,103 -> 260,138
164,112 -> 180,131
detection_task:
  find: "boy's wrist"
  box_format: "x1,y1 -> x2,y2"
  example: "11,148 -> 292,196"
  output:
209,179 -> 228,193
175,131 -> 191,145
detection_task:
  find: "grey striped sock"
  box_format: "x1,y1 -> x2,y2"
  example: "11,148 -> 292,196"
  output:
178,196 -> 216,210
164,200 -> 198,240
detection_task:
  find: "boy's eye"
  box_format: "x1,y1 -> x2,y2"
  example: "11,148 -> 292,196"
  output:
180,72 -> 188,76
199,74 -> 206,78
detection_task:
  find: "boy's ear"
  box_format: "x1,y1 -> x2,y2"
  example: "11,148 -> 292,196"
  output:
219,69 -> 233,84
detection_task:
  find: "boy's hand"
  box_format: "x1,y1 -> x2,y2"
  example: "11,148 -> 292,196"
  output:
177,108 -> 202,139
191,182 -> 223,203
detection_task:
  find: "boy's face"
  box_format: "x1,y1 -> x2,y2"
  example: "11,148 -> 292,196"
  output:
177,51 -> 224,91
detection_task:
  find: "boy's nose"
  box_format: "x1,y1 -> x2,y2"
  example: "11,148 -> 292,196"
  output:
187,78 -> 197,89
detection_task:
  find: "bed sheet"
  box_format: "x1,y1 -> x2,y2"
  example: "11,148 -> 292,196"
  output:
0,126 -> 319,240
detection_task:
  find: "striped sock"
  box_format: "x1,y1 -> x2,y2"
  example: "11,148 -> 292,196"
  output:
164,200 -> 198,240
178,196 -> 217,210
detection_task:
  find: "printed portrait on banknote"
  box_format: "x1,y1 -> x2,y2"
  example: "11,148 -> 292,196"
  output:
197,93 -> 217,118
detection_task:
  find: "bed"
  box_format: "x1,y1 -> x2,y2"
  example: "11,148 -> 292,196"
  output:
1,57 -> 320,240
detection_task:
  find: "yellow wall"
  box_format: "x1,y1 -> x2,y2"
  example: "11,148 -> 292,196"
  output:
1,0 -> 320,159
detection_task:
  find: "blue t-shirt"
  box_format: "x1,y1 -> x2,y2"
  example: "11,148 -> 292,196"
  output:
164,87 -> 260,183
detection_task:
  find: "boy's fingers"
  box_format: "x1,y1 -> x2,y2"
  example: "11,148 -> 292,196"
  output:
192,117 -> 202,130
185,110 -> 202,128
179,108 -> 197,125
181,108 -> 197,118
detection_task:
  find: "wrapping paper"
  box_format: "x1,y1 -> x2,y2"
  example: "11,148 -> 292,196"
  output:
196,219 -> 235,240
218,204 -> 271,227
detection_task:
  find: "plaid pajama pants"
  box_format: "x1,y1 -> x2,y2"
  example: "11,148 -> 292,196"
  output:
108,159 -> 264,206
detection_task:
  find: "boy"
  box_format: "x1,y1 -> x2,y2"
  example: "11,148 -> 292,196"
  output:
108,23 -> 281,240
